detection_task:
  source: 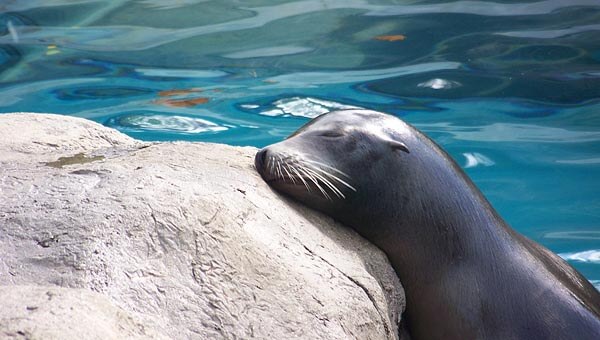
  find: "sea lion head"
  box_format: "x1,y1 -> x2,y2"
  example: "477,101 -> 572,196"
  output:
255,109 -> 418,235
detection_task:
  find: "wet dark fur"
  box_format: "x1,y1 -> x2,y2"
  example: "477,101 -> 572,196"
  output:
255,109 -> 600,340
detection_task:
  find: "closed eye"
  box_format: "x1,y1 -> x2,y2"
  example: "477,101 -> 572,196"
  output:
319,131 -> 344,138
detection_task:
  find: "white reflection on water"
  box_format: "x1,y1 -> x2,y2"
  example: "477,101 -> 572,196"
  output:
463,152 -> 494,168
418,122 -> 600,143
135,68 -> 228,78
223,46 -> 314,59
545,231 -> 600,240
256,62 -> 462,88
559,250 -> 600,264
253,97 -> 358,118
116,114 -> 228,133
139,0 -> 211,10
417,78 -> 462,90
556,158 -> 600,165
6,21 -> 18,43
498,24 -> 600,39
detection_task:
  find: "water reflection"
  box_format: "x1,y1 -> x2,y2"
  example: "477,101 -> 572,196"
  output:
257,62 -> 462,88
242,96 -> 358,118
417,78 -> 461,90
559,250 -> 600,263
223,46 -> 314,59
0,78 -> 102,106
418,122 -> 600,143
366,0 -> 600,17
546,231 -> 600,240
106,113 -> 228,134
55,86 -> 152,100
498,23 -> 600,39
463,152 -> 494,168
135,68 -> 228,78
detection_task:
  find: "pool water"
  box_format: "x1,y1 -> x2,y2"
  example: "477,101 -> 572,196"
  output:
1,0 -> 599,286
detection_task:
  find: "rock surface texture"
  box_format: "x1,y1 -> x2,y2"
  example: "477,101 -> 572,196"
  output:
0,113 -> 405,339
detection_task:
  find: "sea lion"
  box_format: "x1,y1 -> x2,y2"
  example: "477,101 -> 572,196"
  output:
254,109 -> 600,339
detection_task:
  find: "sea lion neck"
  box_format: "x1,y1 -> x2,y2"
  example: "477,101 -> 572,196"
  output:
349,148 -> 515,338
344,136 -> 513,289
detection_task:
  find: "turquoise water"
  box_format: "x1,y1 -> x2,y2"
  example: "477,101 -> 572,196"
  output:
1,1 -> 599,285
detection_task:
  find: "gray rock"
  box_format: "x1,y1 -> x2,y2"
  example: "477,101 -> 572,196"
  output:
0,113 -> 405,339
0,285 -> 170,340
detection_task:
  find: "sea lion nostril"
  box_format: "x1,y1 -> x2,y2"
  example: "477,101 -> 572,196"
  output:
254,148 -> 268,171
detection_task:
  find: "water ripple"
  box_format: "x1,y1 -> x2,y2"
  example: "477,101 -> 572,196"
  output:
545,231 -> 600,240
0,78 -> 102,106
223,46 -> 314,59
54,86 -> 152,100
135,68 -> 228,79
419,122 -> 600,143
256,62 -> 462,88
559,250 -> 600,264
106,113 -> 228,134
242,96 -> 358,118
6,0 -> 596,52
498,24 -> 600,39
366,0 -> 600,17
417,78 -> 462,90
463,152 -> 494,168
0,1 -> 372,51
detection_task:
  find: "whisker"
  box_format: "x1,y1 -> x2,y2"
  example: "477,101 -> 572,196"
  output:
289,164 -> 311,192
298,167 -> 331,201
307,165 -> 357,192
267,156 -> 274,174
278,156 -> 295,184
301,165 -> 344,199
276,158 -> 284,180
282,164 -> 296,184
272,153 -> 357,198
304,159 -> 352,178
276,156 -> 285,179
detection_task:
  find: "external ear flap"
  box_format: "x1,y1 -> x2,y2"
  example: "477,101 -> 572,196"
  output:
388,140 -> 410,154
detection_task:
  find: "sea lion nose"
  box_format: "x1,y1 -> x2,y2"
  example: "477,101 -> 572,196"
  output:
254,148 -> 269,171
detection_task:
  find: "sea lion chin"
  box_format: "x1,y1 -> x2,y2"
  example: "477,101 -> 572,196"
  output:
255,109 -> 600,340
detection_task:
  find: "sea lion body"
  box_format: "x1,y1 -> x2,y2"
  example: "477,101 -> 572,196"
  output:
254,109 -> 600,339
